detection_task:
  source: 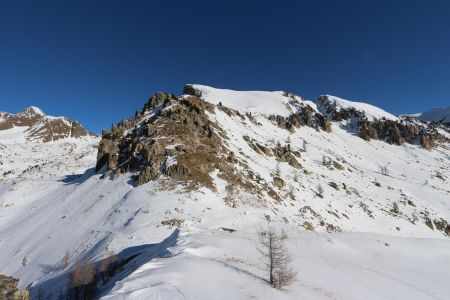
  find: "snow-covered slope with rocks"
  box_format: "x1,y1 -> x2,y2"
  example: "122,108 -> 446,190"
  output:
317,94 -> 398,122
0,86 -> 449,299
186,84 -> 315,117
0,106 -> 92,142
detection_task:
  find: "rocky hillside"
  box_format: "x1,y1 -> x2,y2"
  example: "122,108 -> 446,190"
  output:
95,84 -> 450,235
0,106 -> 91,142
316,95 -> 449,148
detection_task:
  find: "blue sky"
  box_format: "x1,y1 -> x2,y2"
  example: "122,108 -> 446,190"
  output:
1,0 -> 449,133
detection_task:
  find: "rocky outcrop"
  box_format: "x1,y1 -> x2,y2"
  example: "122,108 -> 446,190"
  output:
384,122 -> 403,145
96,92 -> 229,188
96,139 -> 119,171
420,133 -> 435,149
272,144 -> 302,169
317,96 -> 448,148
316,95 -> 364,121
358,120 -> 378,141
183,85 -> 203,97
0,275 -> 29,300
270,105 -> 333,133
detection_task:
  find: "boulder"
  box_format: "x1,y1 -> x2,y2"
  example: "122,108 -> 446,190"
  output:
95,139 -> 118,171
165,164 -> 190,179
273,176 -> 285,188
420,133 -> 435,149
137,166 -> 159,185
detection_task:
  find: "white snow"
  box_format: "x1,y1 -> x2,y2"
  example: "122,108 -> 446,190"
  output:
101,230 -> 450,300
165,155 -> 177,167
0,126 -> 28,144
27,106 -> 45,115
188,84 -> 302,116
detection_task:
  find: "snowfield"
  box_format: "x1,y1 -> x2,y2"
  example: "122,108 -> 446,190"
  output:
188,84 -> 308,117
0,86 -> 449,299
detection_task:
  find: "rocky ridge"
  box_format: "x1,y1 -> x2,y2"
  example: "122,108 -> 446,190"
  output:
316,95 -> 449,149
0,106 -> 91,142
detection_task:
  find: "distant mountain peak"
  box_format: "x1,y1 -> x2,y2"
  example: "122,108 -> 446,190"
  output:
0,106 -> 92,143
417,107 -> 450,124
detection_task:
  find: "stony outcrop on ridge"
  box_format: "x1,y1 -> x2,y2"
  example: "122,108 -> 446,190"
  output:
316,95 -> 448,147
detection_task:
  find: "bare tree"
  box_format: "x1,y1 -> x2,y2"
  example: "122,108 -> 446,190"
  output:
380,166 -> 389,176
61,250 -> 70,270
69,259 -> 97,300
258,226 -> 296,289
100,251 -> 118,284
275,163 -> 281,176
391,202 -> 400,214
302,140 -> 307,152
37,288 -> 44,300
317,183 -> 324,195
293,172 -> 299,183
286,135 -> 291,144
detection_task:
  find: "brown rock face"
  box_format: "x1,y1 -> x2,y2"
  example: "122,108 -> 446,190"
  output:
96,139 -> 119,171
385,123 -> 403,145
0,107 -> 91,142
358,120 -> 378,141
420,134 -> 435,149
96,93 -> 228,188
270,105 -> 333,133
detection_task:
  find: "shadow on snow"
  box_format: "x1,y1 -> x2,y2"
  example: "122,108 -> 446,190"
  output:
29,229 -> 180,299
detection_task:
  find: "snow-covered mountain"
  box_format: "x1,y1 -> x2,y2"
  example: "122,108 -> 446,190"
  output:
0,86 -> 449,299
0,106 -> 92,143
416,106 -> 450,124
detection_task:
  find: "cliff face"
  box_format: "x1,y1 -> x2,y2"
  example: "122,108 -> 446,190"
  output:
96,93 -> 223,186
0,106 -> 91,142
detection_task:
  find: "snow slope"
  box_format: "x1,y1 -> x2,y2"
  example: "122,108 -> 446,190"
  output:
187,84 -> 312,116
0,87 -> 449,299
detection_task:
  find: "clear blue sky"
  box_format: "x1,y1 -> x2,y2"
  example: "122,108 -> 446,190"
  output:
1,0 -> 449,133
